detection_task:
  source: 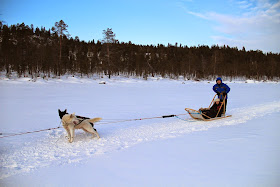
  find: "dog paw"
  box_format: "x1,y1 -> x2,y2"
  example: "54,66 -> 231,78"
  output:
68,137 -> 74,143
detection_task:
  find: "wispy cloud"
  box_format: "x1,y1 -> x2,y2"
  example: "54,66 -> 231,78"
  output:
237,1 -> 254,9
180,0 -> 280,53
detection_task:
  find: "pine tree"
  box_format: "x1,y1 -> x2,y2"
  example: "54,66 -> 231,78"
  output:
102,28 -> 116,78
51,20 -> 69,76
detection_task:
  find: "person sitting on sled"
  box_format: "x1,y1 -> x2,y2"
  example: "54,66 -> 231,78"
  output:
199,98 -> 224,119
213,77 -> 230,112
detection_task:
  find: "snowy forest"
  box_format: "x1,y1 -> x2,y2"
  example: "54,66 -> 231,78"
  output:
0,20 -> 279,80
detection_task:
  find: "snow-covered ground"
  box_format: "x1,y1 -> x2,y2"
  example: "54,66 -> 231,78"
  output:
0,76 -> 280,186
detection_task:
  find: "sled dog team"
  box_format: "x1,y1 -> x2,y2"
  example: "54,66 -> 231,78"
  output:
59,77 -> 230,143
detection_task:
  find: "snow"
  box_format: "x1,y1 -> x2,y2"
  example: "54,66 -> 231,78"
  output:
0,76 -> 280,186
245,79 -> 255,83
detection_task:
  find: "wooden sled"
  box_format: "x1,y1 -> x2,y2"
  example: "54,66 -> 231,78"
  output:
185,108 -> 232,121
185,94 -> 232,121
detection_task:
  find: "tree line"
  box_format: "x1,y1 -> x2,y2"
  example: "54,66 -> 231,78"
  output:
0,20 -> 279,80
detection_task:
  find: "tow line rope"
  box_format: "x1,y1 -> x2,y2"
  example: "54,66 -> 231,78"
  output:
0,114 -> 187,139
0,113 -> 188,139
0,127 -> 63,139
97,114 -> 187,125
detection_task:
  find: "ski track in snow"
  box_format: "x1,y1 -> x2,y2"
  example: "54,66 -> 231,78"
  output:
1,101 -> 280,180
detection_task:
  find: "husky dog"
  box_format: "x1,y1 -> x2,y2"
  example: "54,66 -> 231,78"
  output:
59,109 -> 101,143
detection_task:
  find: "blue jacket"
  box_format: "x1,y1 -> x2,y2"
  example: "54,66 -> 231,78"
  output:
213,77 -> 230,100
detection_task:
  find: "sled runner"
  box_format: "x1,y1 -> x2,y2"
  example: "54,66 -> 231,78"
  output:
185,94 -> 232,121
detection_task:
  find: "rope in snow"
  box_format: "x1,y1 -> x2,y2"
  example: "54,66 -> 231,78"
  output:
0,113 -> 188,139
0,126 -> 63,139
96,113 -> 188,125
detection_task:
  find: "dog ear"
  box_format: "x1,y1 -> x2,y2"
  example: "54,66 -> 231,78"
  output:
65,109 -> 67,113
70,113 -> 75,118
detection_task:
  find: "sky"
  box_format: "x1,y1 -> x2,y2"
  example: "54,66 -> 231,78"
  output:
0,0 -> 280,53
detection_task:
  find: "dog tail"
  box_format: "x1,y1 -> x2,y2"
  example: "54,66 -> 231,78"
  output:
88,117 -> 102,123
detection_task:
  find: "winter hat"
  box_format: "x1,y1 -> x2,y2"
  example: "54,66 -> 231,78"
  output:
216,77 -> 222,83
214,98 -> 220,102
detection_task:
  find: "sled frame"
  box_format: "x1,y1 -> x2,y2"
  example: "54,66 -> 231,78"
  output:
185,94 -> 231,121
185,108 -> 232,121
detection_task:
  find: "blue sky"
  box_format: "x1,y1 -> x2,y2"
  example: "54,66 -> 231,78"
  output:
1,0 -> 280,53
